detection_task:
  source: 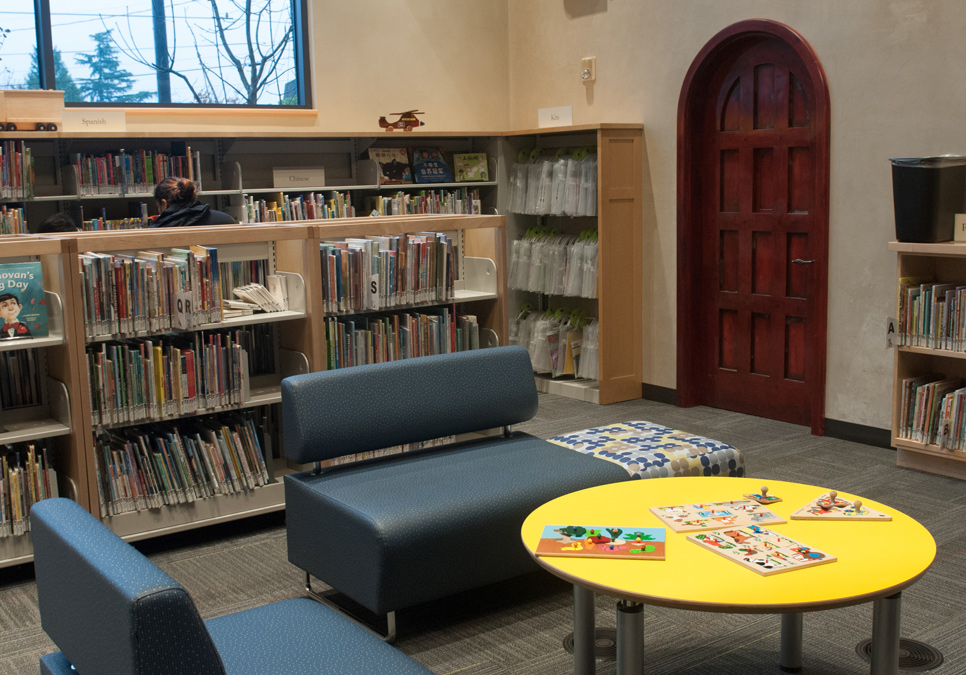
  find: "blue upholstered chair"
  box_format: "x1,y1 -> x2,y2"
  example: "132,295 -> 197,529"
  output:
31,498 -> 432,675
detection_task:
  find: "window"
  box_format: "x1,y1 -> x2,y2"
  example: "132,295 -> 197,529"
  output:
0,0 -> 309,107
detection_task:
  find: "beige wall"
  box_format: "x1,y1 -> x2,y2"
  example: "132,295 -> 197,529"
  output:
120,0 -> 965,430
507,0 -> 966,429
125,0 -> 511,134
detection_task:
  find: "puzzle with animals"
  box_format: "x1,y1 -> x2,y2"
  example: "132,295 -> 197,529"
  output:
535,525 -> 666,560
688,525 -> 837,576
790,491 -> 892,521
649,499 -> 786,533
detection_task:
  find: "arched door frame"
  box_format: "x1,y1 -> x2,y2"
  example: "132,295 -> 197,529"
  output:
676,20 -> 830,435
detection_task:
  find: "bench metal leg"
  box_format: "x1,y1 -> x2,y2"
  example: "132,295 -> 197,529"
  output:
871,593 -> 901,675
616,599 -> 643,675
573,585 -> 596,675
780,612 -> 804,672
305,573 -> 397,643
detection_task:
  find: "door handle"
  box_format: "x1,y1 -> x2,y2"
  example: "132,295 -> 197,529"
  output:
792,259 -> 815,264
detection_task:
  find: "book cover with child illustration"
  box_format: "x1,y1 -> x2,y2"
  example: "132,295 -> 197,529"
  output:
0,262 -> 47,340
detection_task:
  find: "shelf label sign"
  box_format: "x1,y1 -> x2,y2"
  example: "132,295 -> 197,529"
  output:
62,109 -> 127,133
886,316 -> 898,348
955,214 -> 966,242
538,106 -> 573,128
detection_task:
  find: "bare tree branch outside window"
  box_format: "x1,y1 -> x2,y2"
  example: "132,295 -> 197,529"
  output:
104,0 -> 295,105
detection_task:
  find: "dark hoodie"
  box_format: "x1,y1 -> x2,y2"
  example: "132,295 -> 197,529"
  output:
152,201 -> 235,227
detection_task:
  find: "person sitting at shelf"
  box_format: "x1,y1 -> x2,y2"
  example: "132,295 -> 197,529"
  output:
36,211 -> 80,233
152,176 -> 235,227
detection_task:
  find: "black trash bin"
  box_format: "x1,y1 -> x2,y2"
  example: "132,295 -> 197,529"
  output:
891,156 -> 966,243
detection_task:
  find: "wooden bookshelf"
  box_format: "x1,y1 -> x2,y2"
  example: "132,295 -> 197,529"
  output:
501,125 -> 642,404
890,240 -> 966,480
0,236 -> 87,568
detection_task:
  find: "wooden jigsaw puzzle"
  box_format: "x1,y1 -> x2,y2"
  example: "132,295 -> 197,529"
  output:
688,524 -> 837,576
649,499 -> 786,533
535,525 -> 666,560
790,491 -> 892,521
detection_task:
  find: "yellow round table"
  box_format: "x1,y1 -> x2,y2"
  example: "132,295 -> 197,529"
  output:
520,477 -> 935,675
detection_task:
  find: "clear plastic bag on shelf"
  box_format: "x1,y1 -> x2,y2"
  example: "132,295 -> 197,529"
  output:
550,155 -> 571,216
576,319 -> 599,381
508,237 -> 531,290
507,161 -> 529,214
580,239 -> 599,299
528,314 -> 557,374
576,152 -> 598,217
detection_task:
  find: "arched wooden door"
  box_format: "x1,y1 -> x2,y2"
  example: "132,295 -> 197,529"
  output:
677,21 -> 830,434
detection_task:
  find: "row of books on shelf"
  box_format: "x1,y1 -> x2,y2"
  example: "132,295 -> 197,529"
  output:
94,412 -> 270,517
512,310 -> 599,381
1,441 -> 57,538
0,348 -> 45,411
80,246 -> 288,338
324,308 -> 479,370
367,147 -> 489,185
321,232 -> 453,314
509,230 -> 599,299
72,147 -> 202,196
0,205 -> 27,235
86,327 -> 273,428
507,148 -> 597,217
896,276 -> 966,350
362,189 -> 483,217
244,191 -> 356,223
0,141 -> 33,200
897,373 -> 966,449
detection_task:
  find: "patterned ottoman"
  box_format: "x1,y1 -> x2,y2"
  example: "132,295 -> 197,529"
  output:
548,421 -> 744,480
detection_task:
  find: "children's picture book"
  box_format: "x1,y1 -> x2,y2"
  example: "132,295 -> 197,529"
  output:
454,152 -> 489,182
535,524 -> 665,560
410,147 -> 453,183
368,147 -> 412,185
688,525 -> 836,576
649,499 -> 786,533
790,491 -> 892,521
0,261 -> 47,340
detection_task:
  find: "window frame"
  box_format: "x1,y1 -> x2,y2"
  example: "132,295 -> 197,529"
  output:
28,0 -> 312,109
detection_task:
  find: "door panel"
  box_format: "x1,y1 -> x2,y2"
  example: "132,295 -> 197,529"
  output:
678,20 -> 829,434
698,38 -> 821,426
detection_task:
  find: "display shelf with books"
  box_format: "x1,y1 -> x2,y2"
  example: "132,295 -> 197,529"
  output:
303,213 -> 508,370
0,236 -> 86,568
890,240 -> 966,480
63,225 -> 315,541
501,125 -> 642,404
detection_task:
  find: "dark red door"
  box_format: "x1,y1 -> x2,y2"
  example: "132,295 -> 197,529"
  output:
678,23 -> 829,432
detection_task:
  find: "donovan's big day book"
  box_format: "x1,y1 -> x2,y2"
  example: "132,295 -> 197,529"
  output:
0,262 -> 47,340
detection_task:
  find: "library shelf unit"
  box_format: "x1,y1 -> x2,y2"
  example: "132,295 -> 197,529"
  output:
0,236 -> 87,568
0,123 -> 639,404
890,239 -> 966,480
63,224 -> 316,542
500,125 -> 642,404
304,213 -> 508,357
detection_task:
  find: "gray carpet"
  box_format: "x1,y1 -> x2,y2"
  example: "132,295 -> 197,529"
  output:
1,393 -> 963,674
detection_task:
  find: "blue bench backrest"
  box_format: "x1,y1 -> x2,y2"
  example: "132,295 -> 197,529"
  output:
31,498 -> 225,675
282,346 -> 538,464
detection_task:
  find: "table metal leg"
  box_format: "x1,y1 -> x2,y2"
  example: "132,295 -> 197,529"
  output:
871,593 -> 901,675
616,599 -> 644,675
780,612 -> 804,673
573,585 -> 596,675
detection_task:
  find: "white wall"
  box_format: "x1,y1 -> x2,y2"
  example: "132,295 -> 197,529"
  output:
507,0 -> 966,429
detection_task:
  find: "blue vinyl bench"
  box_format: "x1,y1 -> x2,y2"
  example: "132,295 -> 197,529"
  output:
31,498 -> 431,675
281,346 -> 632,639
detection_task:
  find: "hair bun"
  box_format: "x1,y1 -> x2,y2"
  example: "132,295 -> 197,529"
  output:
177,178 -> 196,201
